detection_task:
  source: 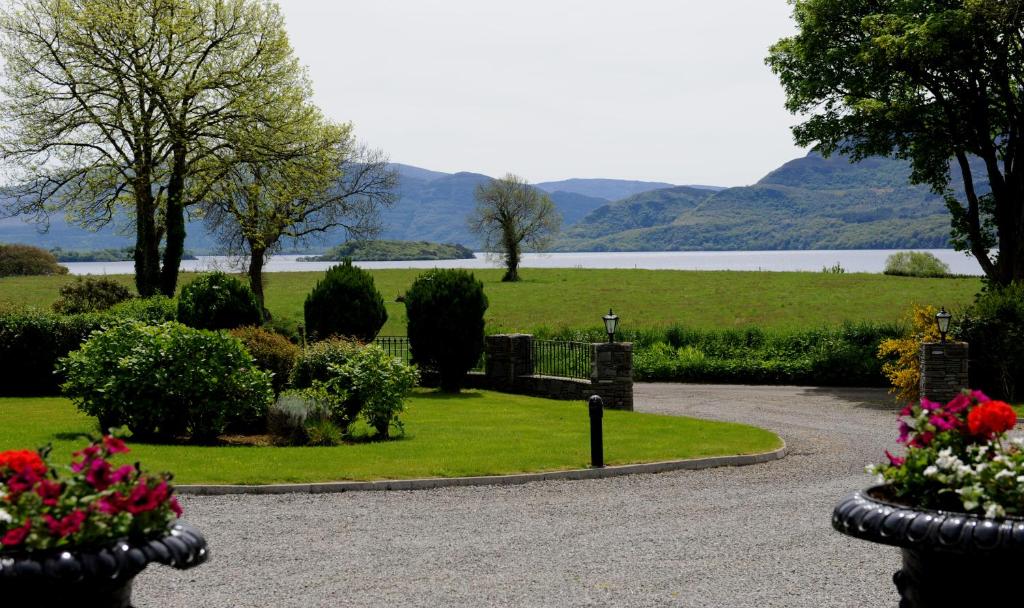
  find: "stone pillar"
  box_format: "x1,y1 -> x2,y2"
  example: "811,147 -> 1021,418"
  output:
590,342 -> 633,411
919,341 -> 969,403
485,334 -> 533,389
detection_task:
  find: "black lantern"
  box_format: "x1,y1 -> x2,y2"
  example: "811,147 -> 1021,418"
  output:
936,307 -> 951,343
603,309 -> 619,343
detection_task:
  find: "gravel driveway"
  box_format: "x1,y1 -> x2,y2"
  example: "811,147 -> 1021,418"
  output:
135,383 -> 904,607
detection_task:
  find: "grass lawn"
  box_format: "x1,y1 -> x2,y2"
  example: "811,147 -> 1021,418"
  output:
0,389 -> 782,484
0,268 -> 982,335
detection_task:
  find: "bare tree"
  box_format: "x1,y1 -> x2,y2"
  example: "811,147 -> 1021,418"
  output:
469,174 -> 561,282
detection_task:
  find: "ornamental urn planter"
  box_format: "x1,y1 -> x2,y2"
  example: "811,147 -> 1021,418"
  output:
0,521 -> 207,608
833,486 -> 1024,608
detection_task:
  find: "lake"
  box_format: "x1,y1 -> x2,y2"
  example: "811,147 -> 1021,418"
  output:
63,249 -> 985,276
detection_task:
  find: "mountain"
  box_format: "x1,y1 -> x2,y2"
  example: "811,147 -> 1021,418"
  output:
535,178 -> 679,201
556,152 -> 961,252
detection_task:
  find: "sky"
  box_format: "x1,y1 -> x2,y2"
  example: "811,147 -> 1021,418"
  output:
274,1 -> 808,188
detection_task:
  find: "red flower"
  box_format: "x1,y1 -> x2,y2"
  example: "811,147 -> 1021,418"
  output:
0,450 -> 47,479
5,467 -> 43,498
84,459 -> 113,491
100,478 -> 173,516
35,479 -> 63,506
102,436 -> 129,455
169,497 -> 183,518
885,450 -> 905,467
43,511 -> 86,539
1,519 -> 32,547
968,401 -> 1017,439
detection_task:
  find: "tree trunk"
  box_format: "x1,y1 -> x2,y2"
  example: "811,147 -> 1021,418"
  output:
133,180 -> 160,297
502,229 -> 520,282
160,145 -> 188,297
248,245 -> 268,316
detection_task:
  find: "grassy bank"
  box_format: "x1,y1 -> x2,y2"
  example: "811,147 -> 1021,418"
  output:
0,391 -> 782,484
0,268 -> 982,335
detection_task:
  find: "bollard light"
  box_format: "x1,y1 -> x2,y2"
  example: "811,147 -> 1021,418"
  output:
603,309 -> 619,343
936,307 -> 951,343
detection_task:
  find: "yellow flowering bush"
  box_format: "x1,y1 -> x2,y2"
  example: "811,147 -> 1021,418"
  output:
877,304 -> 942,402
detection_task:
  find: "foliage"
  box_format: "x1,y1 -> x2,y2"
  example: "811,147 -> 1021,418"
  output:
60,321 -> 273,443
959,282 -> 1024,402
177,272 -> 263,331
52,277 -> 132,314
0,437 -> 181,552
877,305 -> 942,403
405,269 -> 488,392
229,326 -> 301,395
0,0 -> 317,296
469,174 -> 561,282
0,308 -> 107,396
48,246 -> 135,262
0,244 -> 67,277
106,296 -> 178,323
767,1 -> 1023,285
884,252 -> 952,278
308,240 -> 475,262
821,263 -> 845,274
303,259 -> 386,341
322,345 -> 419,439
266,391 -> 335,446
869,390 -> 1022,517
289,337 -> 364,389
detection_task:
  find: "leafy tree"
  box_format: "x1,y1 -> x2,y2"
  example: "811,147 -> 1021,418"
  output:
469,174 -> 561,282
303,259 -> 387,342
767,0 -> 1024,285
0,0 -> 309,296
0,243 -> 67,277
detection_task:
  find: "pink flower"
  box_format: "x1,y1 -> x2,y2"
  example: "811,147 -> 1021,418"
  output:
35,479 -> 62,506
84,459 -> 113,491
169,497 -> 183,518
43,510 -> 86,538
920,398 -> 943,411
885,450 -> 905,467
1,519 -> 31,547
102,436 -> 129,455
111,465 -> 136,485
930,415 -> 956,432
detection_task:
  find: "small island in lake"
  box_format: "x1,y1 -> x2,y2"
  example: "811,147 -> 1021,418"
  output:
302,240 -> 476,262
51,247 -> 198,262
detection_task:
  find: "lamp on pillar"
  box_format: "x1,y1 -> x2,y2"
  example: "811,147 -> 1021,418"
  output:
603,309 -> 619,343
936,307 -> 952,343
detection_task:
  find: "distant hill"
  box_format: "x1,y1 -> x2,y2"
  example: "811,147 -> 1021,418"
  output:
303,240 -> 475,262
535,178 -> 677,201
556,152 -> 965,252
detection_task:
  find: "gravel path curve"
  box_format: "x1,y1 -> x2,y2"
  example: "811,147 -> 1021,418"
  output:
135,384 -> 904,607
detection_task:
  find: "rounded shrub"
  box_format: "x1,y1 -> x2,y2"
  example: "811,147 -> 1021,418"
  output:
884,251 -> 951,277
0,308 -> 107,396
404,269 -> 488,392
60,321 -> 273,442
267,390 -> 335,446
303,259 -> 386,341
959,281 -> 1024,402
0,244 -> 68,277
177,272 -> 262,330
52,277 -> 133,314
230,326 -> 301,395
289,337 -> 363,388
107,295 -> 178,323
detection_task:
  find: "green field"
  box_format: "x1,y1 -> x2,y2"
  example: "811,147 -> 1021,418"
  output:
0,390 -> 782,484
0,269 -> 982,335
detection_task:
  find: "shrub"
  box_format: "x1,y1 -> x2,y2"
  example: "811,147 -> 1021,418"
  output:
60,321 -> 273,442
230,326 -> 301,395
877,305 -> 942,402
177,272 -> 262,330
289,337 -> 363,388
0,244 -> 68,277
959,282 -> 1024,402
52,277 -> 133,314
405,269 -> 488,392
326,344 -> 418,439
303,259 -> 387,341
107,295 -> 178,323
0,308 -> 108,396
884,251 -> 951,278
267,390 -> 335,446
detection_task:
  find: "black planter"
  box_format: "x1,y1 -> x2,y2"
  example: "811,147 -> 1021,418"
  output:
833,487 -> 1024,608
0,522 -> 207,608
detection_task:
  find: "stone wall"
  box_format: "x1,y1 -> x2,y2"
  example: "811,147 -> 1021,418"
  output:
919,341 -> 969,403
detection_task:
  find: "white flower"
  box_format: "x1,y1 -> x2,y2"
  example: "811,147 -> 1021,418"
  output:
865,464 -> 877,475
935,448 -> 961,471
923,465 -> 939,477
0,509 -> 11,524
995,469 -> 1015,480
985,503 -> 1007,519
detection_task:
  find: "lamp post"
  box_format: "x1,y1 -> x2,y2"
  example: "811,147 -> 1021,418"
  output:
936,307 -> 951,343
603,309 -> 619,343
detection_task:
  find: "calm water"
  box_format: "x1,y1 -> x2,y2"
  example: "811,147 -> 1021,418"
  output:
63,249 -> 985,276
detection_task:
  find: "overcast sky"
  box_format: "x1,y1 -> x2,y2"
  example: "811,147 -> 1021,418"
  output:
274,1 -> 807,187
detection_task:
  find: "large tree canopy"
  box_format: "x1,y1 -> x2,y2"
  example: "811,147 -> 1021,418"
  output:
0,0 -> 306,296
767,0 -> 1024,285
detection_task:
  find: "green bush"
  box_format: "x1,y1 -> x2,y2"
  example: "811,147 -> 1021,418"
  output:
303,259 -> 387,341
60,321 -> 273,442
884,251 -> 951,277
230,326 -> 301,395
324,344 -> 418,439
0,243 -> 68,277
289,337 -> 363,389
959,282 -> 1024,402
177,272 -> 262,330
0,308 -> 107,396
266,390 -> 335,446
52,277 -> 133,314
405,269 -> 488,392
107,295 -> 178,323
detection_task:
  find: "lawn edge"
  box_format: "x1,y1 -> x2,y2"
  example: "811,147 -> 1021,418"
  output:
176,440 -> 787,495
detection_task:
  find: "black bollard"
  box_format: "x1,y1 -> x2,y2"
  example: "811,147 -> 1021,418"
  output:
588,395 -> 604,468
